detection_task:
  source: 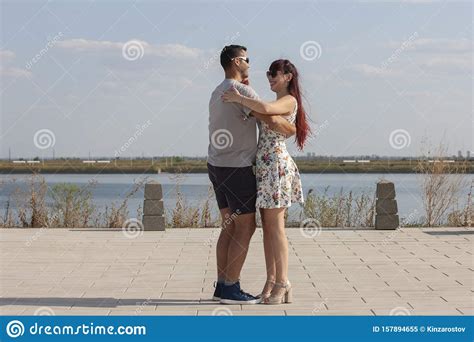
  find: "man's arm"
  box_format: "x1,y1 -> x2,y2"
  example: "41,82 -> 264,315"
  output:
251,112 -> 296,138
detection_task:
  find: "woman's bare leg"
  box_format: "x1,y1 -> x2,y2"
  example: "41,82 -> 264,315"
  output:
261,207 -> 288,283
260,208 -> 276,294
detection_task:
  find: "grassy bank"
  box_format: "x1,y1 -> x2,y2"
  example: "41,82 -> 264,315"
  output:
0,171 -> 471,229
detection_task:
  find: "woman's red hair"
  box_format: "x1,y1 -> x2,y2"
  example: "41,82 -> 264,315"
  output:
269,59 -> 311,150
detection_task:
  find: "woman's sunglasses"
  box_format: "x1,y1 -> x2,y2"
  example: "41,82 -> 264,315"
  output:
267,70 -> 290,78
266,70 -> 278,78
232,56 -> 250,64
267,70 -> 289,78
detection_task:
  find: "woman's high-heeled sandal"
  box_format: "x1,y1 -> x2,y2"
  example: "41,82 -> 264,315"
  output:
259,280 -> 276,300
264,280 -> 292,305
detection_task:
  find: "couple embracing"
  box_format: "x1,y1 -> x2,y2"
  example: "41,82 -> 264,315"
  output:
207,45 -> 310,305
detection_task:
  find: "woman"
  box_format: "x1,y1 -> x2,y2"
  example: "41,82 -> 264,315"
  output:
222,59 -> 310,304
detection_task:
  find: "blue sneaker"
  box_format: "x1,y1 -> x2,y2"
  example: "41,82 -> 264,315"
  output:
212,281 -> 223,301
220,281 -> 261,305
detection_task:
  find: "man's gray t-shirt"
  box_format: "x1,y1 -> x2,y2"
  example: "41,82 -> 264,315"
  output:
207,79 -> 260,168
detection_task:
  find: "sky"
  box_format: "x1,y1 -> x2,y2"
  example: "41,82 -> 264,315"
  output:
0,0 -> 472,159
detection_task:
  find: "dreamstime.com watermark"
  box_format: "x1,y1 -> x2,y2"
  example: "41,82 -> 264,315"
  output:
312,298 -> 329,314
114,120 -> 152,158
204,32 -> 241,70
206,209 -> 241,246
380,31 -> 419,70
5,320 -> 146,338
25,32 -> 64,70
135,298 -> 153,315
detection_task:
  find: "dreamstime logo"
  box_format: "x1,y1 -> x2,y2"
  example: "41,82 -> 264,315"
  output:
211,129 -> 233,150
389,129 -> 411,150
34,306 -> 55,315
389,306 -> 411,316
300,41 -> 322,61
122,218 -> 144,239
6,320 -> 24,338
122,40 -> 145,61
212,307 -> 233,316
299,218 -> 322,238
33,129 -> 56,149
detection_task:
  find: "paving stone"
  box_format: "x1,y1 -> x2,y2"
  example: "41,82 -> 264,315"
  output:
1,227 -> 471,316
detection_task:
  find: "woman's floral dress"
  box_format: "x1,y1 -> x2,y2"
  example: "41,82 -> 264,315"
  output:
255,103 -> 304,209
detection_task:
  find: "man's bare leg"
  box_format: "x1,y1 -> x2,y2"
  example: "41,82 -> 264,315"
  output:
216,207 -> 236,281
224,212 -> 256,282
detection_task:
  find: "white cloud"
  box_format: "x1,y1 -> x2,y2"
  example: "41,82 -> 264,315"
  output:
349,63 -> 402,77
383,37 -> 472,72
0,49 -> 32,78
0,50 -> 16,62
399,0 -> 444,3
386,38 -> 472,54
419,55 -> 472,72
57,38 -> 203,59
359,0 -> 458,3
0,66 -> 32,78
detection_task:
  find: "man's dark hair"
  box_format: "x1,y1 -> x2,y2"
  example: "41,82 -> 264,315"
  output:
220,45 -> 247,70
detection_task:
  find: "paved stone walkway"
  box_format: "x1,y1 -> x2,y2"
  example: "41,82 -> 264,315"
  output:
0,227 -> 472,316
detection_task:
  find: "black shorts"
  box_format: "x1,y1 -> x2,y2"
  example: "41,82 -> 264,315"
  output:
207,162 -> 257,215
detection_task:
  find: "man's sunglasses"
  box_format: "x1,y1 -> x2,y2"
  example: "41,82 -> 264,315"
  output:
232,56 -> 250,64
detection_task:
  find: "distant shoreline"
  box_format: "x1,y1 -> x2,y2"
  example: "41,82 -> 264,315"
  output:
1,159 -> 472,174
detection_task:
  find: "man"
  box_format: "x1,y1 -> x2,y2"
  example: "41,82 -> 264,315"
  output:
207,45 -> 296,304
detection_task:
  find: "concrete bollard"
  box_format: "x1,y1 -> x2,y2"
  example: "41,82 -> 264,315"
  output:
375,180 -> 399,230
142,181 -> 165,231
